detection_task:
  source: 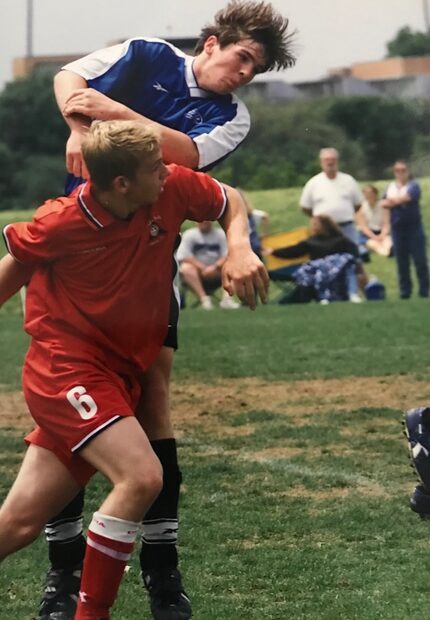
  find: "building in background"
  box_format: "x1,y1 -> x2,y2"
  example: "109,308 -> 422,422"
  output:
11,43 -> 430,102
12,37 -> 198,80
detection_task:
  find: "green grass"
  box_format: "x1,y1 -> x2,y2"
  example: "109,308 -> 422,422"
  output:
2,185 -> 430,618
1,300 -> 430,618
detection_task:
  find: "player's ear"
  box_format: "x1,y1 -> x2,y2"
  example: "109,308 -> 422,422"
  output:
203,35 -> 218,55
112,176 -> 130,194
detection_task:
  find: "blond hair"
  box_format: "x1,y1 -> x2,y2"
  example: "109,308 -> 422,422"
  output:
195,0 -> 296,72
82,120 -> 160,190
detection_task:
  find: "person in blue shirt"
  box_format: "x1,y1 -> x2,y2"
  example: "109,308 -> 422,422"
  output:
381,160 -> 429,299
35,3 -> 296,620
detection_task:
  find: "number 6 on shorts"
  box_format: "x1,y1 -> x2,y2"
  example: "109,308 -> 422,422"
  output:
67,385 -> 98,420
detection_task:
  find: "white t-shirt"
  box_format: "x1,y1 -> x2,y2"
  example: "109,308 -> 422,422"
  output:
300,172 -> 363,223
360,199 -> 385,231
252,209 -> 267,226
177,226 -> 227,266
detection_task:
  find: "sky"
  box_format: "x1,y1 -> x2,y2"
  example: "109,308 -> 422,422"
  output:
0,0 -> 427,92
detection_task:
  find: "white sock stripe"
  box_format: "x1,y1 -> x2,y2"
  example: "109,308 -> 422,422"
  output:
142,519 -> 178,544
87,537 -> 131,562
45,518 -> 84,542
89,512 -> 141,543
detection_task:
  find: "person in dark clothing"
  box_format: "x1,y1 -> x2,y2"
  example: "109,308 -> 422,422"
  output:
380,160 -> 429,299
269,215 -> 359,261
265,215 -> 362,303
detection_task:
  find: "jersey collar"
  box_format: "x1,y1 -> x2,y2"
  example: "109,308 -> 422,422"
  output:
185,55 -> 212,98
76,182 -> 117,229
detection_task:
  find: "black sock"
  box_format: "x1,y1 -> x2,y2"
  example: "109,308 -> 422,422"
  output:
140,438 -> 182,572
423,408 -> 430,431
46,490 -> 86,570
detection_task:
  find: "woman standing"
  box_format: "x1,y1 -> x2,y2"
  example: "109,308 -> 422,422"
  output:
381,161 -> 429,299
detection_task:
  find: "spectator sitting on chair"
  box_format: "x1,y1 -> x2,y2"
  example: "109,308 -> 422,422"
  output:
178,221 -> 240,310
357,185 -> 392,258
264,215 -> 362,303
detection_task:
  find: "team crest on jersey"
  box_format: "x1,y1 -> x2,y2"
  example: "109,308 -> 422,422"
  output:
185,108 -> 203,125
148,218 -> 167,243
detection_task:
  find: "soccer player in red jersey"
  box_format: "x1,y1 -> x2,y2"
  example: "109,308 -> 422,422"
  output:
0,120 -> 268,619
9,3 -> 295,617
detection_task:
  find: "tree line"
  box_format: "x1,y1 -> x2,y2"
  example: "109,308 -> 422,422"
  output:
0,70 -> 430,209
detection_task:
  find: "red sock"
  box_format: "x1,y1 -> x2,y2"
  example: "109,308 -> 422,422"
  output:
74,512 -> 140,620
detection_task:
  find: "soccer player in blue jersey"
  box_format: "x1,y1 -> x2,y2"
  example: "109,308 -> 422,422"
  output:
33,2 -> 296,619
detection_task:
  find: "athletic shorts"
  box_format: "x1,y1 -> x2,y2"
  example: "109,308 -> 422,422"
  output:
164,286 -> 179,350
24,340 -> 141,487
164,238 -> 181,350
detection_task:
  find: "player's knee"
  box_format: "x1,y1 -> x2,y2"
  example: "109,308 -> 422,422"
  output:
179,262 -> 196,278
122,459 -> 163,504
2,512 -> 43,549
145,463 -> 164,502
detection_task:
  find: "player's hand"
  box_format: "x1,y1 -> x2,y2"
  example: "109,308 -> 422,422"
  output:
66,129 -> 90,179
222,246 -> 269,310
63,89 -> 126,121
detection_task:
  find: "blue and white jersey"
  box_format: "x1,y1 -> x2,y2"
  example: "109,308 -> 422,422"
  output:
63,37 -> 250,172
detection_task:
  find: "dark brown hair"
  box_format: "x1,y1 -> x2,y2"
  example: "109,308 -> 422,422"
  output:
195,1 -> 296,72
314,215 -> 344,238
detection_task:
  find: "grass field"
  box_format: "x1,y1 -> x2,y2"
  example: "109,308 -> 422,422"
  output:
1,188 -> 430,619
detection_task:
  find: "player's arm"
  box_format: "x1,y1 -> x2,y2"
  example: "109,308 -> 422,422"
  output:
54,71 -> 92,179
0,254 -> 33,307
218,186 -> 269,310
55,71 -> 199,170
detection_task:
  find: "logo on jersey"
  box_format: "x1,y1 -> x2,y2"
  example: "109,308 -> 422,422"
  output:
148,218 -> 167,243
185,108 -> 203,125
153,81 -> 169,93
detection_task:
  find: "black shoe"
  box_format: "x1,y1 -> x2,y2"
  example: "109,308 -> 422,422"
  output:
39,566 -> 81,620
143,568 -> 192,620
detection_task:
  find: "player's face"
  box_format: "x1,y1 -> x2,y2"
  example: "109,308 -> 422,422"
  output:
198,37 -> 267,94
128,148 -> 170,210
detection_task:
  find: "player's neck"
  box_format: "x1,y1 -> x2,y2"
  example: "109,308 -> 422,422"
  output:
91,186 -> 135,221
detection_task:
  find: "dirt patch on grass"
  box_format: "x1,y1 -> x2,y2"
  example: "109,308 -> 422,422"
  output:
1,373 -> 428,434
170,374 -> 429,434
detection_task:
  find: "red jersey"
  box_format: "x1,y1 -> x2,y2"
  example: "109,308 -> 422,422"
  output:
3,164 -> 226,372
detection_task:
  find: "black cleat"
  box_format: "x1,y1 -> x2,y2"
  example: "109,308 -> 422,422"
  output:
143,568 -> 192,620
404,407 -> 430,489
410,484 -> 430,519
39,566 -> 81,620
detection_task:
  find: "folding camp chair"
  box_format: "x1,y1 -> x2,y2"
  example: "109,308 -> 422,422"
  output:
261,227 -> 310,303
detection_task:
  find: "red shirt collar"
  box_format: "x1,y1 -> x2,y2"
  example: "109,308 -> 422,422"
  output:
76,182 -> 118,230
